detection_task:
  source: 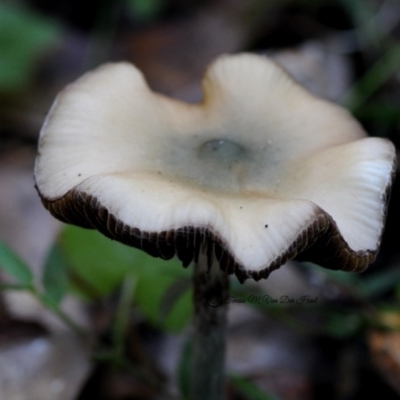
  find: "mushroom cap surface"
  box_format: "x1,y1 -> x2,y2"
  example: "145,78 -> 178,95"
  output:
35,53 -> 396,282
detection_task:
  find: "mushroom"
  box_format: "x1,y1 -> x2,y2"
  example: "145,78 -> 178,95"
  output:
34,53 -> 395,399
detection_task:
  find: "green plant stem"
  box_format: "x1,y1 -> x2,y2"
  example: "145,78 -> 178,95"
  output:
112,274 -> 136,360
191,253 -> 229,400
343,43 -> 400,111
46,299 -> 89,339
34,289 -> 90,341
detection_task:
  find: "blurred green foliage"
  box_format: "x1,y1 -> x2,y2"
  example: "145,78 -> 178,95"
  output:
126,0 -> 164,21
60,225 -> 192,332
42,244 -> 69,305
343,43 -> 400,112
230,375 -> 281,400
0,3 -> 61,93
0,241 -> 34,289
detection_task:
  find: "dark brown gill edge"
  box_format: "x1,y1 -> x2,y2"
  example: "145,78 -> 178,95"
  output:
37,187 -> 385,283
297,154 -> 396,274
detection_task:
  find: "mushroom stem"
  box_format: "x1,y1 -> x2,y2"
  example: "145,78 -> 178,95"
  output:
191,252 -> 229,400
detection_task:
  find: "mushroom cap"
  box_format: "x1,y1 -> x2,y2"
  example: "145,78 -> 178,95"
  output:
34,53 -> 396,282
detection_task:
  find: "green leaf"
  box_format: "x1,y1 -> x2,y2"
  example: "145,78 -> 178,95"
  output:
230,375 -> 281,400
42,244 -> 69,304
0,3 -> 62,92
135,261 -> 192,332
60,225 -> 192,332
159,278 -> 192,329
60,225 -> 140,296
0,242 -> 34,286
162,286 -> 193,332
0,284 -> 32,291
